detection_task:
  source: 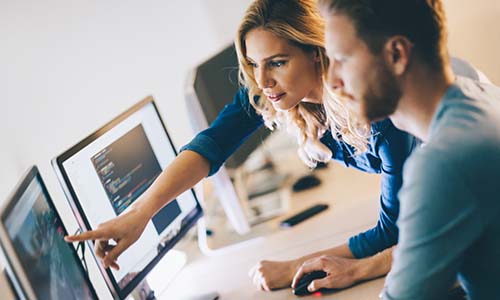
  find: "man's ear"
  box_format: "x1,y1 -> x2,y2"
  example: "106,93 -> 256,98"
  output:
383,36 -> 413,75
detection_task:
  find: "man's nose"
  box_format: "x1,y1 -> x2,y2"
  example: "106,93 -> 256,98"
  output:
327,63 -> 344,91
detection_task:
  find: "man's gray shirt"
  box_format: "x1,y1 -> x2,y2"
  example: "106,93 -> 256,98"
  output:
384,76 -> 500,300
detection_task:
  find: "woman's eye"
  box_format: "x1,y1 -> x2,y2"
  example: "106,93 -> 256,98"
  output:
269,60 -> 286,68
247,61 -> 258,68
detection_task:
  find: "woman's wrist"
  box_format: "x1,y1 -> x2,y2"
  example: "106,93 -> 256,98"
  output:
133,193 -> 159,220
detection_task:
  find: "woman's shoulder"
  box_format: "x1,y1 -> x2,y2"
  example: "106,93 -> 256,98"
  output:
370,118 -> 418,143
370,118 -> 396,134
234,86 -> 262,118
370,118 -> 420,167
235,86 -> 249,103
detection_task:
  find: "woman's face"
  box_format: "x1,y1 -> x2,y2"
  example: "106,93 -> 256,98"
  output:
245,28 -> 323,111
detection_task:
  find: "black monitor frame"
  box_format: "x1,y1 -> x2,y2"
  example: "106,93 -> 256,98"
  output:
51,96 -> 203,300
190,43 -> 271,169
0,166 -> 99,300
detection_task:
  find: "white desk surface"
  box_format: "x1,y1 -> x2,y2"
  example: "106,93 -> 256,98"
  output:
157,163 -> 384,300
0,157 -> 385,300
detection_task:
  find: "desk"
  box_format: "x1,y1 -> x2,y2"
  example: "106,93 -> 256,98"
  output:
157,163 -> 385,300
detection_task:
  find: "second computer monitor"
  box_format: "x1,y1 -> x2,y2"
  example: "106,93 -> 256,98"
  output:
186,43 -> 271,169
0,166 -> 98,300
52,97 -> 203,299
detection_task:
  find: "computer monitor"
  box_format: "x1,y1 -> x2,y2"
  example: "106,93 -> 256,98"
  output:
0,266 -> 21,300
0,166 -> 98,300
52,97 -> 203,299
185,44 -> 273,235
187,44 -> 271,169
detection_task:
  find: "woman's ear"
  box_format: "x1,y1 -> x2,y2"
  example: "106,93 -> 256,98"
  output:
314,47 -> 322,62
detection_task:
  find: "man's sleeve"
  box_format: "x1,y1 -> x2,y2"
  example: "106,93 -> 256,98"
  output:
180,88 -> 264,176
383,153 -> 483,300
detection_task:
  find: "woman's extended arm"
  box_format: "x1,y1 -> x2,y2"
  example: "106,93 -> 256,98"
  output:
65,150 -> 210,269
66,88 -> 265,269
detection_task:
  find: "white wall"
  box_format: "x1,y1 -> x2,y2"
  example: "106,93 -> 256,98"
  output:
0,1 -> 251,297
444,0 -> 500,85
0,0 -> 250,207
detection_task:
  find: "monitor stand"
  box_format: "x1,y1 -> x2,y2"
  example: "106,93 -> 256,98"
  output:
127,277 -> 155,300
127,249 -> 187,300
195,165 -> 289,256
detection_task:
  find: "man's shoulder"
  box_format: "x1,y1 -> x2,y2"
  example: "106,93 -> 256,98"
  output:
404,141 -> 458,177
407,124 -> 500,192
433,78 -> 500,144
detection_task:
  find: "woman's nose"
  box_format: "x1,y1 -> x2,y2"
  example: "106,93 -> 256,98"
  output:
255,68 -> 275,89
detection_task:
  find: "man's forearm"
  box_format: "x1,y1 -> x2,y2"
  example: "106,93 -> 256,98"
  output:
296,244 -> 394,283
299,243 -> 355,262
356,246 -> 394,281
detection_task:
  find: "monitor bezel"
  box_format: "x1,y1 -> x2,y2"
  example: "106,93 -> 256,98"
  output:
51,96 -> 203,300
0,166 -> 99,300
0,265 -> 23,300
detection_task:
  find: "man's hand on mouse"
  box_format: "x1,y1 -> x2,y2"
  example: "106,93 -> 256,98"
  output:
291,255 -> 365,292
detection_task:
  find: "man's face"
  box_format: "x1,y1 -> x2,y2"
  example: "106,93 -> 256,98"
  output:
323,13 -> 401,122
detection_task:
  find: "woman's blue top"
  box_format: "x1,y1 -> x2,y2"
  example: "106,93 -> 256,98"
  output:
180,88 -> 418,258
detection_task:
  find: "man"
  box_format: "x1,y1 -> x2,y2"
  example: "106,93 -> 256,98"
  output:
292,1 -> 500,299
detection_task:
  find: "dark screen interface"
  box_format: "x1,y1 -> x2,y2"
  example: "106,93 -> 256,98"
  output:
91,124 -> 181,235
5,178 -> 96,300
92,124 -> 163,215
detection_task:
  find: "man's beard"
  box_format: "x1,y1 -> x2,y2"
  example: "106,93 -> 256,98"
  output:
360,60 -> 402,123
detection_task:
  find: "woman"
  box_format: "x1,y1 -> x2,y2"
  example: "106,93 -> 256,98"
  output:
66,0 -> 478,292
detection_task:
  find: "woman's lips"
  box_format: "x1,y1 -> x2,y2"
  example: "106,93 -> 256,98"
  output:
267,92 -> 286,102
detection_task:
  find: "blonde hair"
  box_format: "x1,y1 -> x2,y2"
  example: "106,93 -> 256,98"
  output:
235,0 -> 370,167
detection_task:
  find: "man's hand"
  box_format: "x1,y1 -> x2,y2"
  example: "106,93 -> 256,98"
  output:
292,255 -> 364,292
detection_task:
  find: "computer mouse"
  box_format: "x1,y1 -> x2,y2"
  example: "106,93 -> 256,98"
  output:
292,270 -> 327,296
315,161 -> 329,169
292,174 -> 321,192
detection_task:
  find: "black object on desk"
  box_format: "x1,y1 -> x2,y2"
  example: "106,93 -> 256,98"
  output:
293,271 -> 327,296
315,161 -> 329,169
292,174 -> 321,192
280,203 -> 329,228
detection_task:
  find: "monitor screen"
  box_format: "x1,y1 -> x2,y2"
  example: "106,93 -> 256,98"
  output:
188,44 -> 271,169
52,97 -> 203,299
0,166 -> 98,300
